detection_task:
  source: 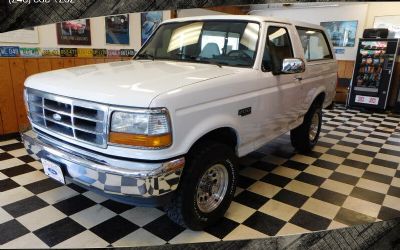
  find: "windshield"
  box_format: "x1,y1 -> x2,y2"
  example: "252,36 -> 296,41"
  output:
135,20 -> 260,68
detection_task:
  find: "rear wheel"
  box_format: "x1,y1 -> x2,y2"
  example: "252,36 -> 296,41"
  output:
165,142 -> 238,230
290,103 -> 322,153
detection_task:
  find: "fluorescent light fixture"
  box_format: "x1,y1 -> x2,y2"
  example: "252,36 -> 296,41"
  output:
306,4 -> 339,8
268,28 -> 286,40
168,22 -> 203,52
248,3 -> 339,13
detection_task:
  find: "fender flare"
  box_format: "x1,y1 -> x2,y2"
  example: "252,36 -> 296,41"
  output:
308,86 -> 327,110
179,114 -> 240,155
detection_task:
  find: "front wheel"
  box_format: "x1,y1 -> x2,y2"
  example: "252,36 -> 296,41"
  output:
290,104 -> 322,153
165,142 -> 238,230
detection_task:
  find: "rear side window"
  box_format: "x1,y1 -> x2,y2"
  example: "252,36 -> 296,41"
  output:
296,27 -> 333,61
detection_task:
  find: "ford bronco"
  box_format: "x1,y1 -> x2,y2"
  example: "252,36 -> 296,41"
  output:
22,15 -> 337,230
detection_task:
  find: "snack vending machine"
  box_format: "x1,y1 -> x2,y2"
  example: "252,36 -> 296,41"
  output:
347,38 -> 399,110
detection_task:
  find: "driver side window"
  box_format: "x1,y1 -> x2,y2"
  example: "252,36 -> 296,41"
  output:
262,26 -> 293,72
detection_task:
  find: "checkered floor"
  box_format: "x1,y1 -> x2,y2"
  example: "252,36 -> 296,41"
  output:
1,105 -> 400,248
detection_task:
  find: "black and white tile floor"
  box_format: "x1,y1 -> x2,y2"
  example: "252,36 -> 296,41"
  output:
1,105 -> 400,248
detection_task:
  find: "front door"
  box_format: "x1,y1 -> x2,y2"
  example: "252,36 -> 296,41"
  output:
256,24 -> 304,140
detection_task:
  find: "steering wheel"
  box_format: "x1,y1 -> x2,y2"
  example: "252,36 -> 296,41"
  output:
227,50 -> 252,60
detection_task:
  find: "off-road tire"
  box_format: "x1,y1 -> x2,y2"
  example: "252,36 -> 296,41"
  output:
165,142 -> 238,230
290,103 -> 322,153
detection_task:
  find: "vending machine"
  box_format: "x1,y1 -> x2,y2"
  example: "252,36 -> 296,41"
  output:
347,38 -> 399,110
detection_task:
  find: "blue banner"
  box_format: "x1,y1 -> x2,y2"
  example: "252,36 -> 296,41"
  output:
0,46 -> 20,57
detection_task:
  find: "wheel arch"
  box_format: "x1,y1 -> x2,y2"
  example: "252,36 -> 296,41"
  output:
313,91 -> 326,108
187,127 -> 239,155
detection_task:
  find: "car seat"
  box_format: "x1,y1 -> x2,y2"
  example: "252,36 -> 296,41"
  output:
199,43 -> 220,59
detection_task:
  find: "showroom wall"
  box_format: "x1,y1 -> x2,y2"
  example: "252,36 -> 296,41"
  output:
177,8 -> 227,17
1,4 -> 399,57
0,11 -> 171,51
365,2 -> 400,28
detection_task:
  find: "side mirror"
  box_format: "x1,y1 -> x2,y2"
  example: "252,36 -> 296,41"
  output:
281,58 -> 305,74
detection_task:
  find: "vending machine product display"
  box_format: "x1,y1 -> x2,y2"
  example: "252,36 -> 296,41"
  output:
347,38 -> 399,110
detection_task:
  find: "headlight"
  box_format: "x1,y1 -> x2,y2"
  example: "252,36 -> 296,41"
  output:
109,108 -> 172,148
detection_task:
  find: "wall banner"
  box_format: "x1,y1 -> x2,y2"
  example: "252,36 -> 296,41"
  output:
60,48 -> 78,57
77,48 -> 93,57
141,11 -> 163,46
120,49 -> 136,57
0,46 -> 20,57
56,19 -> 92,46
107,49 -> 121,57
335,48 -> 346,54
320,20 -> 358,47
20,47 -> 42,57
105,14 -> 130,45
93,49 -> 108,57
40,48 -> 60,57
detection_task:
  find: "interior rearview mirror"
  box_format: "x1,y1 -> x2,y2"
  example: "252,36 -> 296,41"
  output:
281,58 -> 306,74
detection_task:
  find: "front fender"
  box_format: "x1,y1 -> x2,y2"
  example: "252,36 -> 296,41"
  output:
306,85 -> 328,111
178,113 -> 240,155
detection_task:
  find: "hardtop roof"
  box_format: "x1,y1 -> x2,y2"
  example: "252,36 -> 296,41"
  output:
162,15 -> 325,31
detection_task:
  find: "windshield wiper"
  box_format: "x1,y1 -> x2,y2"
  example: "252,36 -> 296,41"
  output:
135,53 -> 155,61
171,52 -> 197,60
203,60 -> 224,68
234,63 -> 251,67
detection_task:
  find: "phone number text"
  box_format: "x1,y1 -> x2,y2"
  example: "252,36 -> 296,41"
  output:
9,0 -> 75,4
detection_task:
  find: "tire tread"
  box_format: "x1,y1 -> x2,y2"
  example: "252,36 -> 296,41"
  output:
165,141 -> 237,230
290,103 -> 322,153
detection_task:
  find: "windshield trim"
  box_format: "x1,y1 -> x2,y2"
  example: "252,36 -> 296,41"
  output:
134,20 -> 261,69
135,57 -> 259,69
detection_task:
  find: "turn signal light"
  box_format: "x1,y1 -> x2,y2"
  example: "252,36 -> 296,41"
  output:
109,132 -> 172,148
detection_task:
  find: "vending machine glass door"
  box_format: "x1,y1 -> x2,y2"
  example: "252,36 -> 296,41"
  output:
348,38 -> 399,110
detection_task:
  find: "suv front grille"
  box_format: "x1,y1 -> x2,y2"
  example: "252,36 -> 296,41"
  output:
26,89 -> 109,148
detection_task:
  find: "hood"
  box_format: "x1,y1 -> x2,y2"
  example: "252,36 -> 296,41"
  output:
25,60 -> 236,107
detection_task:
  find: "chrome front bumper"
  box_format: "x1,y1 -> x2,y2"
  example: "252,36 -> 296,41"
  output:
22,130 -> 184,199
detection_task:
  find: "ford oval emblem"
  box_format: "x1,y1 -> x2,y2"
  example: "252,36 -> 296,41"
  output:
48,168 -> 57,175
52,113 -> 62,121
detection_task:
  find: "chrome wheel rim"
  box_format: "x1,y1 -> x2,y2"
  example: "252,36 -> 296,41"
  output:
196,164 -> 229,213
309,112 -> 320,142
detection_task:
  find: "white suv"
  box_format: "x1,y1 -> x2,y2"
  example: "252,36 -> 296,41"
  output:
22,15 -> 337,230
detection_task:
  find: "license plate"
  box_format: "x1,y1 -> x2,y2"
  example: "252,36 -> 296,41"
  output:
355,95 -> 379,105
42,158 -> 65,184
